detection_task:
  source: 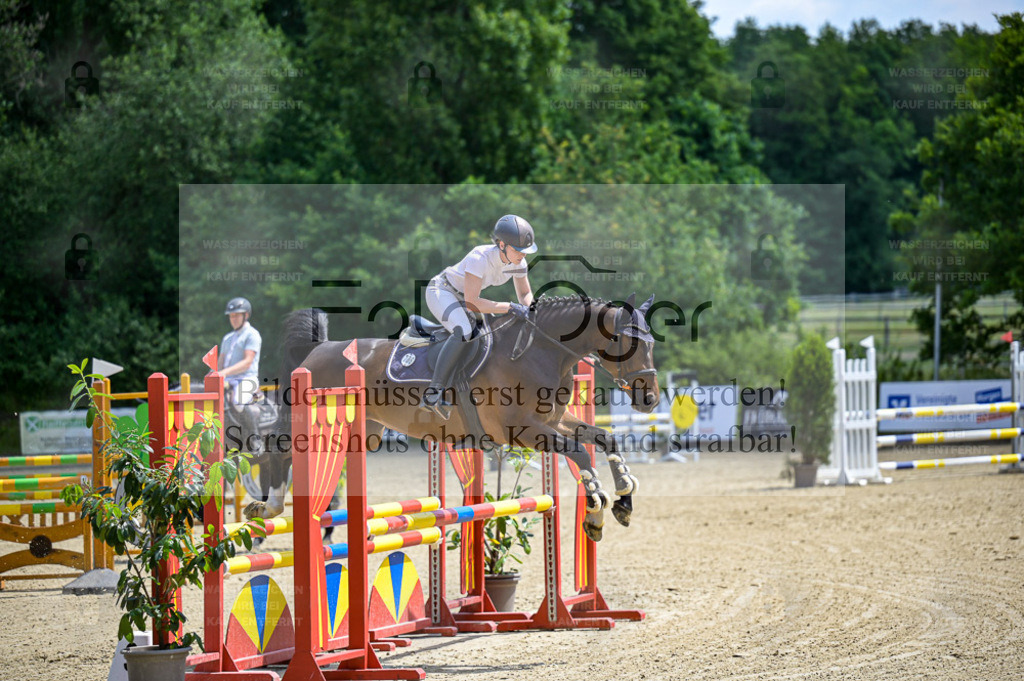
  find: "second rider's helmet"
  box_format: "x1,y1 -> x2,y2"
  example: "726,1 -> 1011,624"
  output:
492,215 -> 538,254
225,297 -> 252,318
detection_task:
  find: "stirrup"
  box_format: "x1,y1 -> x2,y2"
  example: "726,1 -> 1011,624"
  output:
421,386 -> 452,420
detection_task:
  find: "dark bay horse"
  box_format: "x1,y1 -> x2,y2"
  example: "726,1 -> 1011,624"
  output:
247,294 -> 660,541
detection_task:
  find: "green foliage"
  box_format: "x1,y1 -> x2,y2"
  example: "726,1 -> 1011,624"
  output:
447,448 -> 539,575
0,0 -> 291,418
61,360 -> 260,650
890,13 -> 1024,374
876,346 -> 926,383
728,20 -> 924,294
785,333 -> 835,464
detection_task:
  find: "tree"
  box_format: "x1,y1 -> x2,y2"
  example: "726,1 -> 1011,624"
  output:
0,0 -> 291,417
891,13 -> 1024,372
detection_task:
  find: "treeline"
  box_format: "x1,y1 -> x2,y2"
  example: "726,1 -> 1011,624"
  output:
1,1 -> 1021,437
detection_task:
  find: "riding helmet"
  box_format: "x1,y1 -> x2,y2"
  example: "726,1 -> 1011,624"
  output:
225,297 -> 252,317
492,215 -> 538,254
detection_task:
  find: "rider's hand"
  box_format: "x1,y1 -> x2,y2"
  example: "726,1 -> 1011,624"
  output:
509,303 -> 530,319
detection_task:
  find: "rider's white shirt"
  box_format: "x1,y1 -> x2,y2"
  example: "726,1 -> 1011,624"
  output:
441,245 -> 527,293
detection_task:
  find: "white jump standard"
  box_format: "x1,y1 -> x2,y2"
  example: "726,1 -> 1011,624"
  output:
823,336 -> 1024,485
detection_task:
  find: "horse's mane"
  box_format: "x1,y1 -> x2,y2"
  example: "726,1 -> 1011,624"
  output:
530,294 -> 616,323
531,294 -> 613,309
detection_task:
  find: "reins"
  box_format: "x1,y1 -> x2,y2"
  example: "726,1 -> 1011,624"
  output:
508,311 -> 654,391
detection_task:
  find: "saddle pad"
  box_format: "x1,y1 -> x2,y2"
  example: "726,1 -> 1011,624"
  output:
387,345 -> 434,382
385,330 -> 492,384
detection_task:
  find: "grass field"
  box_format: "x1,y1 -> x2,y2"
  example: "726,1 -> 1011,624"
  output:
797,292 -> 1019,362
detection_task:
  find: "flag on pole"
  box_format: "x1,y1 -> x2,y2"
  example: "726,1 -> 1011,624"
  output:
203,346 -> 218,372
1001,331 -> 1014,343
91,358 -> 123,378
342,339 -> 358,365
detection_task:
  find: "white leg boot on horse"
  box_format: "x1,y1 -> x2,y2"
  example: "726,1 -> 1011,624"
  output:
555,413 -> 637,528
578,469 -> 612,542
606,453 -> 638,527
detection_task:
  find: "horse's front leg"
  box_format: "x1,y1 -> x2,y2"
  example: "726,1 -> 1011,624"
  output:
524,423 -> 611,542
555,413 -> 638,528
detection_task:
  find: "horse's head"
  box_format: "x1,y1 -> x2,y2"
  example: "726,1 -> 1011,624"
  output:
599,294 -> 660,413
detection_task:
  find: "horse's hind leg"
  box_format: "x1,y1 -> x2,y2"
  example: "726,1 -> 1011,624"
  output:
244,453 -> 288,520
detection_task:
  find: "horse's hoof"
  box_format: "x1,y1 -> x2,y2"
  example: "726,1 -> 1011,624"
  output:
583,521 -> 604,542
244,501 -> 267,520
611,502 -> 631,528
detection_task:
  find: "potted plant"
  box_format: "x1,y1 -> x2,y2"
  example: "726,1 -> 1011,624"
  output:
448,447 -> 540,612
785,333 -> 837,487
61,362 -> 258,681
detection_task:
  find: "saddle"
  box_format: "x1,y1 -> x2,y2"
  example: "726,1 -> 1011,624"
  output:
386,315 -> 492,384
385,314 -> 496,449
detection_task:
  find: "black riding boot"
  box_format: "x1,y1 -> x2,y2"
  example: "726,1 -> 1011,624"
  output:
421,334 -> 470,420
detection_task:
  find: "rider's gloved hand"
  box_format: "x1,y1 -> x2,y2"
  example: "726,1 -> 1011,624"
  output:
509,303 -> 530,319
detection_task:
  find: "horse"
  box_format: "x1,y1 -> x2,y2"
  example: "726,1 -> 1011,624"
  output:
247,293 -> 660,542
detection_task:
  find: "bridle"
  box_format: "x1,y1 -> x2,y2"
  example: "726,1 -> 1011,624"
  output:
606,322 -> 658,391
511,309 -> 656,392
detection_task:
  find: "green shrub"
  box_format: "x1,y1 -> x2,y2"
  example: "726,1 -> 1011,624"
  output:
786,333 -> 836,464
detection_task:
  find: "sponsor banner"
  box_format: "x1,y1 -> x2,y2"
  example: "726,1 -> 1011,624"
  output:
610,386 -> 738,437
879,380 -> 1012,433
20,409 -> 135,455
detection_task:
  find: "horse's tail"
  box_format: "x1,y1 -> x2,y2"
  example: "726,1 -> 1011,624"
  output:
280,307 -> 329,379
269,308 -> 328,464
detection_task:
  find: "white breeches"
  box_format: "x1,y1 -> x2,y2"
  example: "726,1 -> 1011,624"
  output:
425,285 -> 473,340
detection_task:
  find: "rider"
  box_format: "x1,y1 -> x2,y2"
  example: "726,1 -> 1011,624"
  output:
219,297 -> 263,456
420,214 -> 538,418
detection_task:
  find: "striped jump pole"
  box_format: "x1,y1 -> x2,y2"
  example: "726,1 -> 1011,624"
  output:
223,515 -> 294,539
0,454 -> 93,467
0,500 -> 75,515
0,471 -> 87,480
221,497 -> 442,537
594,413 -> 670,426
876,427 -> 1023,448
365,495 -> 554,537
223,528 -> 443,575
879,453 -> 1023,471
0,475 -> 87,492
876,401 -> 1023,420
0,490 -> 64,501
322,527 -> 443,561
321,496 -> 442,528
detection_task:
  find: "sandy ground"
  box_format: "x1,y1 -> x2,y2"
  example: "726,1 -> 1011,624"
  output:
2,444 -> 1023,681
